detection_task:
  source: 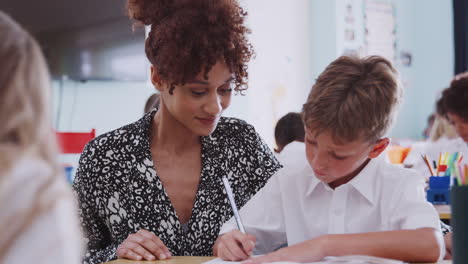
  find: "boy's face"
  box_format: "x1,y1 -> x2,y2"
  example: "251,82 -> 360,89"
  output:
304,128 -> 389,188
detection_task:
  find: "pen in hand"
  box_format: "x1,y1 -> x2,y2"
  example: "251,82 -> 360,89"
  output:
222,174 -> 246,233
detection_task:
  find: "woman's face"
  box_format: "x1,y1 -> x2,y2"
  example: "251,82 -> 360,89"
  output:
448,112 -> 468,142
154,61 -> 233,136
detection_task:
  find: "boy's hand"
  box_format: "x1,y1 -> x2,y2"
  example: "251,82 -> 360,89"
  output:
242,237 -> 326,264
444,233 -> 452,259
213,230 -> 256,261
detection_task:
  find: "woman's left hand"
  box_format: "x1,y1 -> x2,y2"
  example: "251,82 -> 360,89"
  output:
241,237 -> 327,264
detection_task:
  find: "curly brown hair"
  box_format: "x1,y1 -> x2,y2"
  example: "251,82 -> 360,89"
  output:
126,0 -> 254,94
436,72 -> 468,122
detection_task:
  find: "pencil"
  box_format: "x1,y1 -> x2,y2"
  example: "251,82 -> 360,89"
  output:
421,154 -> 435,176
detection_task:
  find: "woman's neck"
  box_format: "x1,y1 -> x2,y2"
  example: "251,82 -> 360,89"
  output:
150,106 -> 200,155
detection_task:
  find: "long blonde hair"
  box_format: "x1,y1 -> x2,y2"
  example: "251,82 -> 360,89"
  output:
0,11 -> 62,257
0,12 -> 59,173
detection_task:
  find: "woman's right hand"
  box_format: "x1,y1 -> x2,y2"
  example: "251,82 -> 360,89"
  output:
213,230 -> 256,261
116,229 -> 172,261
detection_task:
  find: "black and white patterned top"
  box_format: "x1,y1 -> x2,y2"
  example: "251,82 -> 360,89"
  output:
73,110 -> 281,264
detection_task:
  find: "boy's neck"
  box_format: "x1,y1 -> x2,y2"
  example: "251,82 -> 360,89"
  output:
328,158 -> 371,189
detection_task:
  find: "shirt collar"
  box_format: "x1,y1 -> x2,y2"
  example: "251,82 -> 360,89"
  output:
304,166 -> 322,196
347,157 -> 380,205
305,156 -> 381,205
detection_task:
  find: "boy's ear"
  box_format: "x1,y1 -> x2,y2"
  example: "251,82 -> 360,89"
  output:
150,66 -> 164,93
368,137 -> 390,159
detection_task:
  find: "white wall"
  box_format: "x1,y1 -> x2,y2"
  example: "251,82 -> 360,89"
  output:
52,79 -> 154,134
52,0 -> 454,148
390,0 -> 454,139
228,0 -> 314,146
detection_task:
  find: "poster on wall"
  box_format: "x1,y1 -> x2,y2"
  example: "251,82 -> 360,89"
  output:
364,0 -> 396,63
336,0 -> 365,57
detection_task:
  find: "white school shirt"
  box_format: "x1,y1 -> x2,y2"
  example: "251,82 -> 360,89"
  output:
275,141 -> 307,168
220,155 -> 442,255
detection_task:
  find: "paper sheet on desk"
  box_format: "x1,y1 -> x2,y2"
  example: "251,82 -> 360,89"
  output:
203,256 -> 405,264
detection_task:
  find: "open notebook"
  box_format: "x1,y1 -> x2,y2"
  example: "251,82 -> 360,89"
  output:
203,255 -> 406,264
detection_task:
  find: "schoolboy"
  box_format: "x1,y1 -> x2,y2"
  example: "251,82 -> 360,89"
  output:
214,56 -> 444,263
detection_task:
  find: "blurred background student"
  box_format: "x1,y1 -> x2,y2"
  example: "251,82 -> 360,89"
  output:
404,73 -> 468,177
274,112 -> 306,167
0,11 -> 82,264
428,114 -> 458,142
437,72 -> 468,143
144,93 -> 160,114
423,113 -> 436,139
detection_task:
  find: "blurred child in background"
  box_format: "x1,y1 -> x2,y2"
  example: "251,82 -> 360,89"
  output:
0,11 -> 82,264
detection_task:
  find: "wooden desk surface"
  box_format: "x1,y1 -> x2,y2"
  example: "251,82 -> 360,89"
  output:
104,256 -> 451,264
105,256 -> 214,264
435,204 -> 451,220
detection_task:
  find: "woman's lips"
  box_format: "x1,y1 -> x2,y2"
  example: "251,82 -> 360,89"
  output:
196,117 -> 216,126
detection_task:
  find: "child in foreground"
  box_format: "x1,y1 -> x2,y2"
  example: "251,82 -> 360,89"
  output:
214,55 -> 444,263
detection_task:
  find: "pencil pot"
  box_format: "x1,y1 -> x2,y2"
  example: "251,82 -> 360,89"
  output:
451,186 -> 468,264
429,176 -> 450,189
426,176 -> 450,204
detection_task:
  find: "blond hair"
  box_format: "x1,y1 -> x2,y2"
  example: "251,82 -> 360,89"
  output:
302,55 -> 401,144
0,11 -> 62,257
429,114 -> 458,142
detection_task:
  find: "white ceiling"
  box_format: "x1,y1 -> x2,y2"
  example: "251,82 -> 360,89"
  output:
1,0 -> 128,34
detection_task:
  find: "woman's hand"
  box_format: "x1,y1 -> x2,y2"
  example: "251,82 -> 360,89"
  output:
242,237 -> 326,264
116,229 -> 172,261
213,230 -> 256,261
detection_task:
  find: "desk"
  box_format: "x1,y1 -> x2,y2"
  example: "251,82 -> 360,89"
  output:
105,256 -> 213,264
104,256 -> 451,264
435,204 -> 451,220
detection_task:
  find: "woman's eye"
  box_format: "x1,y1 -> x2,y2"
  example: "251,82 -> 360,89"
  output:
191,91 -> 206,96
218,88 -> 232,95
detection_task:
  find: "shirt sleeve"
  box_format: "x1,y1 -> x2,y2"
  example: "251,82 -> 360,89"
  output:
388,172 -> 441,231
219,170 -> 287,254
73,142 -> 119,264
388,172 -> 445,261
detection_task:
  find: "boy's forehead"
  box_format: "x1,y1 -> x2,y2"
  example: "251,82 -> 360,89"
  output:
305,127 -> 368,150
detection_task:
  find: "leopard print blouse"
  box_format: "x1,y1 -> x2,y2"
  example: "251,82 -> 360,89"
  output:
73,110 -> 281,264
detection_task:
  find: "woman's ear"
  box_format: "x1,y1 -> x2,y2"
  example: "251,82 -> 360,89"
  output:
150,66 -> 164,93
368,137 -> 390,159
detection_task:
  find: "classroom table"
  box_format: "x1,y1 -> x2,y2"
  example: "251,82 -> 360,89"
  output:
104,255 -> 452,264
435,204 -> 451,220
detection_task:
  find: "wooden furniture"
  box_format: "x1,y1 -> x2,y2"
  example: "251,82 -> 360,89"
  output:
105,256 -> 214,264
104,255 -> 451,264
435,204 -> 451,220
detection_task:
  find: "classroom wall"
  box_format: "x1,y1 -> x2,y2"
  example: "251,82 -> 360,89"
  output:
52,0 -> 454,148
52,80 -> 153,134
390,0 -> 454,140
227,0 -> 314,146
